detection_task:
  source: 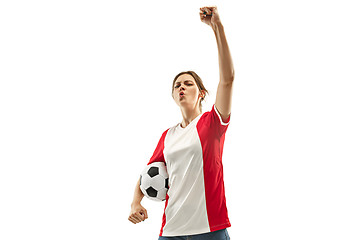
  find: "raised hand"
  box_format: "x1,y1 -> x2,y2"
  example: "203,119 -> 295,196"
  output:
199,6 -> 221,29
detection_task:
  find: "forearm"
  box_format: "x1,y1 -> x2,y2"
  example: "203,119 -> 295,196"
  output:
213,23 -> 235,84
131,178 -> 144,205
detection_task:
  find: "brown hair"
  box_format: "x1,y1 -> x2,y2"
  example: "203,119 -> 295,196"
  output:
171,71 -> 209,112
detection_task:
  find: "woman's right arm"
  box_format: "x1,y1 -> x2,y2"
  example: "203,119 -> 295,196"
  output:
128,178 -> 148,224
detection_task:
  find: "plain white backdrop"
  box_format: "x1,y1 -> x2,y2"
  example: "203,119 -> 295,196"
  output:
1,0 -> 359,239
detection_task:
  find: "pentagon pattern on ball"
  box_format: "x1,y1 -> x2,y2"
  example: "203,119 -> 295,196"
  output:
165,178 -> 169,189
148,167 -> 159,177
146,187 -> 157,197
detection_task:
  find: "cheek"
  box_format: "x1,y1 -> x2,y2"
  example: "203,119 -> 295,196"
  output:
192,88 -> 200,96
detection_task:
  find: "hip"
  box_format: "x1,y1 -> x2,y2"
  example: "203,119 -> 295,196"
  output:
158,228 -> 230,240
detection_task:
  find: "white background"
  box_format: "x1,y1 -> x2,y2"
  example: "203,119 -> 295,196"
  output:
1,0 -> 359,239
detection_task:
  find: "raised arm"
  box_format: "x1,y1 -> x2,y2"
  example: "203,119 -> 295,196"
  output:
200,6 -> 235,122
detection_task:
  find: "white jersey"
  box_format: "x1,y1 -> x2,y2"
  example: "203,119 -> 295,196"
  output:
147,104 -> 231,236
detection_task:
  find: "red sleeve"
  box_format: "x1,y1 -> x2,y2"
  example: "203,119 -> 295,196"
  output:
147,129 -> 169,165
210,104 -> 231,137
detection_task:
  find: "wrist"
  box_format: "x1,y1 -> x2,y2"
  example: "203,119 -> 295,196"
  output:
131,197 -> 143,207
212,21 -> 224,32
131,201 -> 141,207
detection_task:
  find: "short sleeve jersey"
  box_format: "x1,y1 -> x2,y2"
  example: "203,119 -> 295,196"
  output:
147,104 -> 231,237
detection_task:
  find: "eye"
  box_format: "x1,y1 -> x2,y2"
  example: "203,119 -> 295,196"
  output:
174,83 -> 193,88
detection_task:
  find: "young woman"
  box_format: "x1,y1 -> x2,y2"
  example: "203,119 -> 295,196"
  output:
128,6 -> 234,240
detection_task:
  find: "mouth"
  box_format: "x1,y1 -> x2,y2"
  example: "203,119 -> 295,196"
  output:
179,92 -> 185,98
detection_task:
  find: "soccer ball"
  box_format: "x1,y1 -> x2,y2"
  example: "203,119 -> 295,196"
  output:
140,162 -> 169,201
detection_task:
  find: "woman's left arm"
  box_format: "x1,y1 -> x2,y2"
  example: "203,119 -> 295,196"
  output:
200,6 -> 235,121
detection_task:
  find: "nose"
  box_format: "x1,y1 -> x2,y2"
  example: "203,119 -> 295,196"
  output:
179,84 -> 185,91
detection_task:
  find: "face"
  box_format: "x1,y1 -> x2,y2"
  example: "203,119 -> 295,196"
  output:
172,74 -> 204,109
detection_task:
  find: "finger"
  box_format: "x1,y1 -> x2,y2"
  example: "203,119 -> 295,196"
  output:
200,6 -> 209,13
129,215 -> 140,224
141,213 -> 146,220
131,213 -> 143,223
135,212 -> 145,221
200,7 -> 210,15
204,7 -> 212,15
140,209 -> 148,219
199,12 -> 210,22
208,6 -> 217,11
128,216 -> 138,224
134,216 -> 143,223
134,215 -> 143,223
202,10 -> 210,16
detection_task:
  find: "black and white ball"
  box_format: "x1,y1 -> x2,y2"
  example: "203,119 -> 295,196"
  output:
140,162 -> 169,201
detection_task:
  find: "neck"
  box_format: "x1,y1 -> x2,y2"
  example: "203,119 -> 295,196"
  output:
180,106 -> 202,128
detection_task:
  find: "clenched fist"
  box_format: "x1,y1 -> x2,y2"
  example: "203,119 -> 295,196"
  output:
128,202 -> 148,224
199,6 -> 221,29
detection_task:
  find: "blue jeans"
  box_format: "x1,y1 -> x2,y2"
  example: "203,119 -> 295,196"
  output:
158,228 -> 230,240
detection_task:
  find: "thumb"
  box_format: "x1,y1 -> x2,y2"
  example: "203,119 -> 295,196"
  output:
143,209 -> 148,219
139,210 -> 146,220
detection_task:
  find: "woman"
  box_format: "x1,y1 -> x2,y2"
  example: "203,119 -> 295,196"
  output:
128,6 -> 234,240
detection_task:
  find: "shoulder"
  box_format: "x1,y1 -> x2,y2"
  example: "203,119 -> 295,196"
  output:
199,104 -> 230,125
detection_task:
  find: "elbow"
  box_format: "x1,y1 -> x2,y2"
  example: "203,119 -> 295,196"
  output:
230,70 -> 235,82
220,69 -> 235,84
224,70 -> 235,83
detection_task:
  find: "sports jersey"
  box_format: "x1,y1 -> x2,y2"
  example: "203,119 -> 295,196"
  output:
147,104 -> 231,237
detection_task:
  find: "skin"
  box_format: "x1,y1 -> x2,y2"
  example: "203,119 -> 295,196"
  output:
129,5 -> 234,224
172,74 -> 206,128
128,179 -> 147,224
200,6 -> 234,122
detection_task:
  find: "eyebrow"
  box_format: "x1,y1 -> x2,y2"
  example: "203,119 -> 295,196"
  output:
174,80 -> 194,85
